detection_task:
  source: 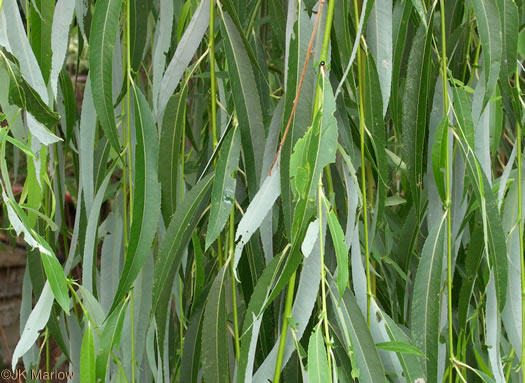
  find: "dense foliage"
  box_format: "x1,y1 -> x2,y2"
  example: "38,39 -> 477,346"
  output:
0,0 -> 524,381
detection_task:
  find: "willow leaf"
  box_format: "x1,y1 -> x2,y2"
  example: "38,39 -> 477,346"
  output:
2,56 -> 60,128
159,89 -> 187,224
280,7 -> 315,236
411,213 -> 446,383
364,54 -> 387,229
308,326 -> 330,383
89,0 -> 123,153
80,323 -> 95,383
152,174 -> 214,342
328,283 -> 386,383
157,0 -> 209,119
221,11 -> 265,197
202,267 -> 229,383
11,281 -> 54,369
471,0 -> 501,108
129,0 -> 151,72
110,85 -> 161,314
206,125 -> 241,250
95,301 -> 128,383
323,196 -> 348,297
50,0 -> 75,97
402,21 -> 433,214
366,0 -> 392,116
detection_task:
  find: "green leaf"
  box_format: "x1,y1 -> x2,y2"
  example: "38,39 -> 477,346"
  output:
152,174 -> 214,341
157,0 -> 209,119
497,0 -> 518,82
379,311 -> 426,382
364,54 -> 388,229
391,0 -> 412,131
280,7 -> 315,236
89,0 -> 123,153
181,286 -> 209,383
221,11 -> 265,197
307,326 -> 330,383
366,0 -> 392,116
30,0 -> 54,83
202,267 -> 229,383
129,0 -> 151,72
431,117 -> 447,202
206,125 -> 241,250
329,284 -> 386,383
411,213 -> 446,383
50,0 -> 75,97
471,0 -> 502,107
40,250 -> 70,313
1,56 -> 61,128
96,301 -> 128,383
402,20 -> 434,214
110,84 -> 161,314
323,196 -> 348,298
11,281 -> 54,369
80,323 -> 96,383
159,89 -> 187,224
375,341 -> 426,358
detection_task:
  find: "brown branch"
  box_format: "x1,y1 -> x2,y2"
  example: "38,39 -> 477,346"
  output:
269,0 -> 326,175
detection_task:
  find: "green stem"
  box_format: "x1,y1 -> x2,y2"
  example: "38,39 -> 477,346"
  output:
209,0 -> 218,149
319,184 -> 333,380
125,2 -> 135,381
353,0 -> 372,327
272,272 -> 296,383
517,65 -> 525,383
229,207 -> 240,360
440,1 -> 454,381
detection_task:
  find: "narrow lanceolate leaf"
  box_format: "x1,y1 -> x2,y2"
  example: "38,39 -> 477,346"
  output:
471,0 -> 501,107
80,323 -> 95,383
463,151 -> 508,311
30,0 -> 54,83
0,0 -> 48,101
497,0 -> 518,82
366,0 -> 392,116
307,326 -> 330,383
329,283 -> 386,383
391,0 -> 412,130
96,301 -> 128,383
89,0 -> 123,153
221,12 -> 265,197
280,6 -> 315,236
364,55 -> 388,228
431,118 -> 448,202
110,85 -> 161,314
129,0 -> 151,72
11,281 -> 54,369
206,125 -> 241,250
157,0 -> 209,119
181,287 -> 209,383
1,56 -> 60,128
159,89 -> 187,224
152,174 -> 214,341
402,21 -> 433,214
202,267 -> 229,383
40,249 -> 70,313
411,213 -> 446,383
49,0 -> 75,97
323,196 -> 348,297
379,311 -> 426,382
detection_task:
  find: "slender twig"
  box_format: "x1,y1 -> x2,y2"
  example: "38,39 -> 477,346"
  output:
516,63 -> 525,383
272,272 -> 296,383
0,322 -> 12,365
439,1 -> 454,381
269,0 -> 325,175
